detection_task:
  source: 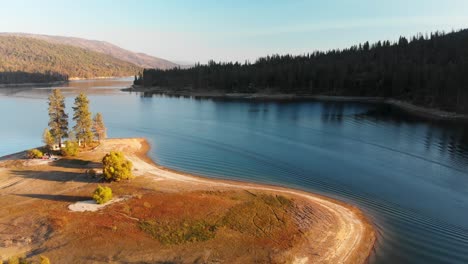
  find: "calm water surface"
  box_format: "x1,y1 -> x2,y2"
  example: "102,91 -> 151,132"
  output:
1,78 -> 468,263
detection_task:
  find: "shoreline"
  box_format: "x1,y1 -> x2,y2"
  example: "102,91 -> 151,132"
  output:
0,76 -> 133,88
123,86 -> 468,122
0,138 -> 376,263
68,76 -> 133,81
125,138 -> 376,263
0,81 -> 68,88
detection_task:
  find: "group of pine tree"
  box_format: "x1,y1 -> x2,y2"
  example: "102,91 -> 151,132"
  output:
43,89 -> 106,154
135,29 -> 468,114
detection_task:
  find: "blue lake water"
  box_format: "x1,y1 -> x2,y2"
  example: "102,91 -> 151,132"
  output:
1,78 -> 468,263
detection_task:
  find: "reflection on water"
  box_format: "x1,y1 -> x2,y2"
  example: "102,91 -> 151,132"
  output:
0,78 -> 132,99
1,79 -> 468,263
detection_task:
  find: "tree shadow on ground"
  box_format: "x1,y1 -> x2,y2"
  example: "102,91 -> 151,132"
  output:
52,158 -> 101,169
16,194 -> 90,202
11,170 -> 100,183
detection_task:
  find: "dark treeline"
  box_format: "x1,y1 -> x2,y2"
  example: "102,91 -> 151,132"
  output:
137,29 -> 468,114
0,71 -> 68,84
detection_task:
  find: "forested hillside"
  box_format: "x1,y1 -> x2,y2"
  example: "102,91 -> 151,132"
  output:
0,36 -> 140,83
137,29 -> 468,114
0,33 -> 177,69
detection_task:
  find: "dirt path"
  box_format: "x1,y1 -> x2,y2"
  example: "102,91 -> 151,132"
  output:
97,138 -> 375,263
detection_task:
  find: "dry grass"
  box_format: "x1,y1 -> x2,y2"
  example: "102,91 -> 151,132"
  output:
139,219 -> 217,244
132,191 -> 299,249
0,138 -> 376,263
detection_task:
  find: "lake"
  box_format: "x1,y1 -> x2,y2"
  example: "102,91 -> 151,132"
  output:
1,78 -> 468,263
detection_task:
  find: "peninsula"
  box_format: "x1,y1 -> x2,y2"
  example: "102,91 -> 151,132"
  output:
0,138 -> 375,263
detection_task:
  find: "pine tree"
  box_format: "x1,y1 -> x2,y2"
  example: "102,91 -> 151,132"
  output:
92,112 -> 107,142
42,128 -> 55,150
72,92 -> 93,146
48,89 -> 68,147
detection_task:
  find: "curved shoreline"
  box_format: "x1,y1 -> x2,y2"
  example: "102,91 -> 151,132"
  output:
109,138 -> 377,263
0,138 -> 376,263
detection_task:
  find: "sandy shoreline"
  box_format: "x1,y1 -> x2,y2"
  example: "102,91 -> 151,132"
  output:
0,138 -> 375,263
123,86 -> 468,121
109,138 -> 377,263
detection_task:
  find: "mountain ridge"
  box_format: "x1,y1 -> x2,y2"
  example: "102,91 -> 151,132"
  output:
0,35 -> 141,82
0,32 -> 177,70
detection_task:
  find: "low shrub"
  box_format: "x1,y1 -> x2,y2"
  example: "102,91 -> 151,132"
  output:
6,256 -> 30,264
92,185 -> 113,204
40,256 -> 50,264
26,149 -> 43,159
102,151 -> 133,181
61,141 -> 79,156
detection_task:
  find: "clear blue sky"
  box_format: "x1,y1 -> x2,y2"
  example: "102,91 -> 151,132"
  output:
1,0 -> 468,63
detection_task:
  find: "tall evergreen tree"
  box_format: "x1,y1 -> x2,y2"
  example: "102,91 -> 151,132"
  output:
92,112 -> 107,142
72,92 -> 93,146
48,89 -> 68,147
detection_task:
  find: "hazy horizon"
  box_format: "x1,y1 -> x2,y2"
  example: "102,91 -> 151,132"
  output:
1,0 -> 468,64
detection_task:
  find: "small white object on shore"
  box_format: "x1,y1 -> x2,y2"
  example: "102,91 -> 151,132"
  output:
68,197 -> 127,212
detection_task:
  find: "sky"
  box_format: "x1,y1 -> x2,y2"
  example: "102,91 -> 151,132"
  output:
1,0 -> 468,64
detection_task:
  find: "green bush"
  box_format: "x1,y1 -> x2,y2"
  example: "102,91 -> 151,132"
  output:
26,149 -> 43,159
93,185 -> 113,204
61,141 -> 79,156
102,151 -> 133,181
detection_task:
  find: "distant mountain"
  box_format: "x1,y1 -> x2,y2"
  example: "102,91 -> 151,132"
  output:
0,33 -> 177,70
0,36 -> 140,82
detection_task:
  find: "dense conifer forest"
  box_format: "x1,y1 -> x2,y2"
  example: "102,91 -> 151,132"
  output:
136,29 -> 468,114
0,36 -> 140,83
0,71 -> 68,84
